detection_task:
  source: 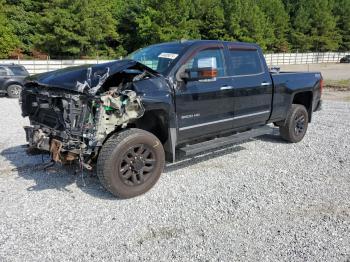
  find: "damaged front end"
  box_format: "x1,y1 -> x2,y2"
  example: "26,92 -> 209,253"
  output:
20,60 -> 157,167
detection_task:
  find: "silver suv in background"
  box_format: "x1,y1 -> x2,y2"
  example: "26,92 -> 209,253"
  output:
0,64 -> 29,98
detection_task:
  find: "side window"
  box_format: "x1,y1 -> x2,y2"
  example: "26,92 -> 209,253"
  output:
229,50 -> 263,76
9,66 -> 29,76
0,67 -> 7,76
185,48 -> 226,77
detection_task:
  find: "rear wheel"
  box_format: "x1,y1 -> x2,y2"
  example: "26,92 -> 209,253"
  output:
279,104 -> 309,143
97,129 -> 165,198
7,84 -> 22,98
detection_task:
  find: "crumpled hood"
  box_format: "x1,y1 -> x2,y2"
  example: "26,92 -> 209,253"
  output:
25,59 -> 157,94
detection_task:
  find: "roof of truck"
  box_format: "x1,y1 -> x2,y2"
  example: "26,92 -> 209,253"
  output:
152,39 -> 260,48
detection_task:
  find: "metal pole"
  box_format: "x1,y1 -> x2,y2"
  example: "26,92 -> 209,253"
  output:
270,54 -> 272,67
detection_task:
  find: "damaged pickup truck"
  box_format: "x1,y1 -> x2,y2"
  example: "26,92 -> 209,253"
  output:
20,40 -> 322,198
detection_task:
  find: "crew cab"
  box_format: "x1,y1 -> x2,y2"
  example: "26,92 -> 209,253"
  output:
20,40 -> 323,198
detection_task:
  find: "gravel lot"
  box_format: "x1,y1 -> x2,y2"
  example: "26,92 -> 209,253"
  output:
0,96 -> 349,261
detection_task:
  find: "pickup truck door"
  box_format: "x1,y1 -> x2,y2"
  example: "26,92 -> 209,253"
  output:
227,45 -> 273,128
175,44 -> 235,142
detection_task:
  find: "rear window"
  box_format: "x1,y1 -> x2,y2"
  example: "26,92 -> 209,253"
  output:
9,66 -> 29,76
229,50 -> 263,76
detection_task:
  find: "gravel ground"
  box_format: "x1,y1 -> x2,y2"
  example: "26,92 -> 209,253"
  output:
0,96 -> 349,261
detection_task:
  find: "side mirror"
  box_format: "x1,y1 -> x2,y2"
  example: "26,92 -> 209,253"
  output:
179,71 -> 190,80
182,67 -> 217,81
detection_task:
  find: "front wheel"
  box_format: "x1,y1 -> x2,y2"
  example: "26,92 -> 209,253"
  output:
97,129 -> 165,198
7,84 -> 22,98
279,104 -> 309,143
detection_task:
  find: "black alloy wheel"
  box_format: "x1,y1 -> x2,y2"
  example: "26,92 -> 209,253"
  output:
280,104 -> 309,143
97,129 -> 165,198
119,144 -> 156,186
294,113 -> 306,136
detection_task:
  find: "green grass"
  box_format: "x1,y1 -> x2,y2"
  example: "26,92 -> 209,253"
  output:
324,79 -> 350,91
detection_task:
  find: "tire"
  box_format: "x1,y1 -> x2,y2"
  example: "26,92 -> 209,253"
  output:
279,104 -> 309,143
97,128 -> 165,198
7,84 -> 22,98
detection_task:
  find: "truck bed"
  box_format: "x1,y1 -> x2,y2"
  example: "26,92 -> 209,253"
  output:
269,71 -> 323,122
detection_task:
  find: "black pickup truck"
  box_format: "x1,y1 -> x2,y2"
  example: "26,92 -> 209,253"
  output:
20,40 -> 322,198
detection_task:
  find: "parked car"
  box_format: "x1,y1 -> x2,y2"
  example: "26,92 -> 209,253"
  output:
20,40 -> 323,198
340,55 -> 350,63
0,64 -> 29,98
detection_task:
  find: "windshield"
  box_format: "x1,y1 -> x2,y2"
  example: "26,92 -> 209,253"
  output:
128,43 -> 186,74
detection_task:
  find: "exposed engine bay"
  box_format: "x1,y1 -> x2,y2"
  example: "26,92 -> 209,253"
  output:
20,61 -> 158,168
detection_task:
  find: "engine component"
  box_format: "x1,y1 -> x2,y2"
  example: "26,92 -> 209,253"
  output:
24,126 -> 50,151
95,90 -> 145,141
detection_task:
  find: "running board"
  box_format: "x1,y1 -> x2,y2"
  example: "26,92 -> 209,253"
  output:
179,125 -> 277,156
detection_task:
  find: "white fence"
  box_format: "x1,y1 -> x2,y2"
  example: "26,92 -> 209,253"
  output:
0,59 -> 115,75
264,52 -> 350,66
1,52 -> 349,75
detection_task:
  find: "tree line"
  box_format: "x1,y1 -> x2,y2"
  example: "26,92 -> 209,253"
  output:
0,0 -> 349,59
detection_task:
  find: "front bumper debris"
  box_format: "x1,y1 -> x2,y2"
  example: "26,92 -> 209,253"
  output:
24,126 -> 50,151
21,88 -> 145,165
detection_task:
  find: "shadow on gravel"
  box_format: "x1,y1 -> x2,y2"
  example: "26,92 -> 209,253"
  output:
1,145 -> 116,200
256,133 -> 289,144
164,131 -> 285,172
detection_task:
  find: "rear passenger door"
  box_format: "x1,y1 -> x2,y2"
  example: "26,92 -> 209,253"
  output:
227,45 -> 273,128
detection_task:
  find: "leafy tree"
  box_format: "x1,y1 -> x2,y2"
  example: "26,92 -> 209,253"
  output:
0,0 -> 21,58
0,0 -> 349,58
112,0 -> 142,54
258,0 -> 291,52
234,0 -> 274,51
34,0 -> 118,58
135,0 -> 200,46
290,2 -> 313,51
334,0 -> 350,51
4,0 -> 44,55
221,0 -> 242,41
191,0 -> 227,40
309,0 -> 340,51
289,0 -> 340,51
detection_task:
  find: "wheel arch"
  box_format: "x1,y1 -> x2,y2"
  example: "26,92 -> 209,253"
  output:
291,91 -> 313,122
133,109 -> 169,145
100,109 -> 170,149
5,81 -> 23,90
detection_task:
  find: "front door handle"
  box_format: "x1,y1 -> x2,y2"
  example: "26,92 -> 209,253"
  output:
220,85 -> 234,90
261,82 -> 271,86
